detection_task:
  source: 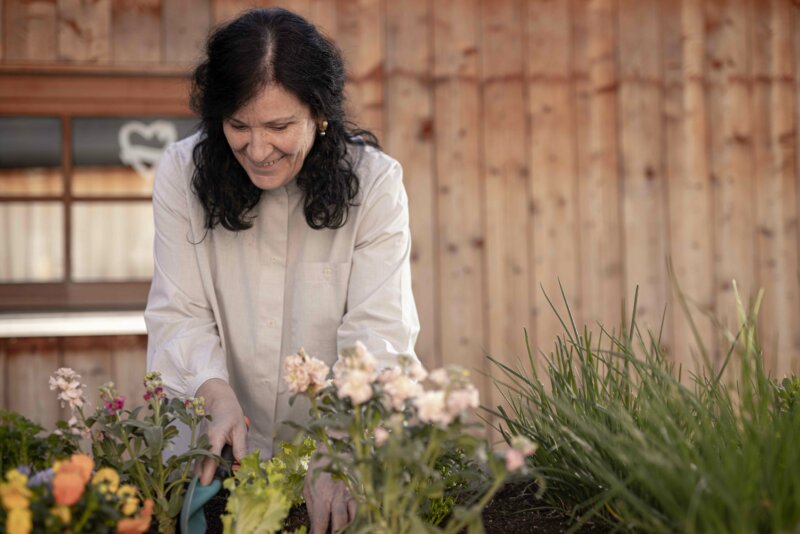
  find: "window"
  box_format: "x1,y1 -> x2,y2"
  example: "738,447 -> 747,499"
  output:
0,71 -> 194,311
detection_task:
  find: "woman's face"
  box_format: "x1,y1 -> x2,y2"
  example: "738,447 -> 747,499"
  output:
222,84 -> 317,190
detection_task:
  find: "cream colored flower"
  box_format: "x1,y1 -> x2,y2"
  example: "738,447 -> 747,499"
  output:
384,374 -> 423,411
445,384 -> 480,417
415,391 -> 452,425
335,369 -> 373,405
374,427 -> 390,446
284,348 -> 330,395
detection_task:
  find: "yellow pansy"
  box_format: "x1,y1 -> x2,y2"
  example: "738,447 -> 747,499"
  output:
91,467 -> 120,494
5,470 -> 27,487
6,507 -> 32,534
0,482 -> 31,510
117,484 -> 140,516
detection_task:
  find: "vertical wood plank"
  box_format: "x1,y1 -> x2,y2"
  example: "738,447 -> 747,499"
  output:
336,0 -> 385,139
527,0 -> 580,353
385,0 -> 437,368
0,340 -> 7,410
112,0 -> 161,63
752,0 -> 800,375
62,337 -> 113,418
162,0 -> 210,64
706,0 -> 757,352
663,0 -> 715,369
617,0 -> 670,349
5,0 -> 58,62
480,0 -> 530,394
7,339 -> 61,430
57,0 -> 111,62
433,0 -> 486,385
1,0 -> 5,60
573,0 -> 623,337
211,0 -> 256,24
111,336 -> 148,411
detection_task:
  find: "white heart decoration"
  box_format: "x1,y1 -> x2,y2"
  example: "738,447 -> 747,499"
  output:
118,120 -> 179,179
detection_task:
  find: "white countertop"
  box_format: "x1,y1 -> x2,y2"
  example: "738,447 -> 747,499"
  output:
0,312 -> 147,338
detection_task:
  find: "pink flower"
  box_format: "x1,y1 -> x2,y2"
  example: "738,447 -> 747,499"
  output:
284,348 -> 330,395
143,372 -> 166,402
335,369 -> 373,405
428,369 -> 450,387
415,391 -> 452,425
383,374 -> 423,411
100,384 -> 126,415
374,427 -> 390,446
446,384 -> 480,417
504,449 -> 526,472
49,368 -> 86,410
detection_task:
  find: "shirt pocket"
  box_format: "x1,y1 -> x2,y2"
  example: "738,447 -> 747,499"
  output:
290,262 -> 350,356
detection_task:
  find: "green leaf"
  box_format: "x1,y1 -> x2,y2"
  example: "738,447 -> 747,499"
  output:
143,426 -> 164,458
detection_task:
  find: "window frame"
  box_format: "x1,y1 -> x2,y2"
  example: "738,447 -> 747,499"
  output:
0,68 -> 193,312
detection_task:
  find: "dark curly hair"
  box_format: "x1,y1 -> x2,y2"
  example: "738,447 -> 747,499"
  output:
190,7 -> 379,231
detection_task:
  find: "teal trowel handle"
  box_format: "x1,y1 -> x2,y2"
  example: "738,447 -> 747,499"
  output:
179,445 -> 233,534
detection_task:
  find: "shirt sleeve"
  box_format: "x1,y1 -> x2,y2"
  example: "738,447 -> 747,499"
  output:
337,158 -> 421,369
144,143 -> 229,397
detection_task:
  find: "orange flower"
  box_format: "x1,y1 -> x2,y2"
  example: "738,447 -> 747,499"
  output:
52,471 -> 85,506
116,498 -> 153,534
54,454 -> 94,485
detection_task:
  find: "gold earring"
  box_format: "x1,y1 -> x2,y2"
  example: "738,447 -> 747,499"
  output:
319,120 -> 328,136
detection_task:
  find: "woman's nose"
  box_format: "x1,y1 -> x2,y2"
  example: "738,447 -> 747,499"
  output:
246,129 -> 273,161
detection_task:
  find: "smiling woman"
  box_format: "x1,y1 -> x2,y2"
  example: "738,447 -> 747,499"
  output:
144,7 -> 420,534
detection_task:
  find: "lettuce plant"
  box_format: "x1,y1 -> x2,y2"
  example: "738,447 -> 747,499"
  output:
286,344 -> 536,534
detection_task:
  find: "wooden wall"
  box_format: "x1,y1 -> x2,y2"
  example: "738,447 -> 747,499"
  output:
3,0 -> 800,423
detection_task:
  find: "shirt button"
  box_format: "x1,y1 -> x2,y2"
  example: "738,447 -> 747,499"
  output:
323,266 -> 332,279
271,256 -> 278,264
267,319 -> 275,327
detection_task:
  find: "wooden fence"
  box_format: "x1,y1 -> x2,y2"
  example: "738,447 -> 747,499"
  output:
2,0 -> 800,423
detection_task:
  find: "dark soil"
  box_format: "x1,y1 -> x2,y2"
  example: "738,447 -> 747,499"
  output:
199,482 -> 609,533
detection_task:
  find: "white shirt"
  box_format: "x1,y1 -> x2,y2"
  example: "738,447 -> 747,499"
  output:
145,133 -> 420,455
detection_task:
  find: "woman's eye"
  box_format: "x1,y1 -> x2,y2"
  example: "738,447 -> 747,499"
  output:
232,123 -> 248,131
271,125 -> 288,132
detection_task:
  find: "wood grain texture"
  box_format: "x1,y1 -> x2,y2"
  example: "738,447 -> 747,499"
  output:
527,0 -> 580,354
617,0 -> 670,349
6,338 -> 61,429
0,341 -> 6,409
336,0 -> 385,139
433,0 -> 486,387
5,0 -> 58,61
62,339 -> 113,420
385,0 -> 436,368
111,336 -> 148,411
480,0 -> 530,396
112,0 -> 161,63
162,0 -> 210,64
574,0 -> 623,337
706,0 -> 757,353
663,0 -> 715,369
752,0 -> 800,375
57,0 -> 111,62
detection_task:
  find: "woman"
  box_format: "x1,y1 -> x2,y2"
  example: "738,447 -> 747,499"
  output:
144,7 -> 419,532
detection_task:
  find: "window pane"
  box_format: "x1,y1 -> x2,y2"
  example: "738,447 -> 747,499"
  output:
0,117 -> 63,196
0,202 -> 64,282
72,117 -> 198,196
71,202 -> 154,281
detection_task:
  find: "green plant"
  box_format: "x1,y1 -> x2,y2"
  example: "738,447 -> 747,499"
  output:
0,411 -> 78,475
490,283 -> 800,533
221,436 -> 315,534
48,370 -> 216,534
287,345 -> 536,534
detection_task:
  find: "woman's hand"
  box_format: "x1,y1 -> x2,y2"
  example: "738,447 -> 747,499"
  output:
195,378 -> 247,485
304,450 -> 357,534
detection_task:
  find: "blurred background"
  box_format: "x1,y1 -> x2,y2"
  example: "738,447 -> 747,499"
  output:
0,0 -> 798,428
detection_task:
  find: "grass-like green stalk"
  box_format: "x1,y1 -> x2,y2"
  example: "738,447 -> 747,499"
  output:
489,282 -> 800,533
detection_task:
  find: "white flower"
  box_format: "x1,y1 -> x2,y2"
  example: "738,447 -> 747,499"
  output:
374,427 -> 390,446
510,435 -> 537,457
377,366 -> 401,384
334,341 -> 378,379
428,368 -> 450,387
415,391 -> 452,425
49,367 -> 86,410
284,348 -> 330,395
384,374 -> 423,411
335,369 -> 373,405
445,384 -> 480,417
